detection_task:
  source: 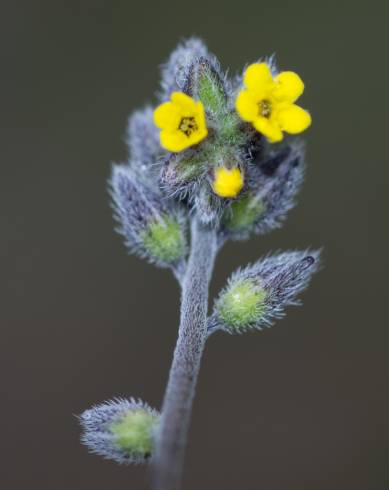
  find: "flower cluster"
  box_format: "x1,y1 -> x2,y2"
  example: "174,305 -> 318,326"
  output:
150,40 -> 311,225
80,39 -> 320,470
122,39 -> 310,226
107,38 -> 313,260
155,60 -> 310,151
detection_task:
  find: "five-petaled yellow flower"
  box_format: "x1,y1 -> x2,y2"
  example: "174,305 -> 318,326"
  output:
212,167 -> 244,198
153,92 -> 208,152
236,63 -> 311,143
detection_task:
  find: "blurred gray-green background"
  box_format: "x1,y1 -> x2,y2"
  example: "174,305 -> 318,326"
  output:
0,1 -> 383,489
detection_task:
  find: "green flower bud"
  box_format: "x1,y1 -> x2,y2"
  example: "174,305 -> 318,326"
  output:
210,251 -> 320,334
187,58 -> 244,146
110,165 -> 188,269
141,216 -> 186,264
223,193 -> 265,232
220,143 -> 305,242
195,59 -> 226,114
109,409 -> 158,458
216,278 -> 266,330
161,151 -> 206,194
80,398 -> 160,465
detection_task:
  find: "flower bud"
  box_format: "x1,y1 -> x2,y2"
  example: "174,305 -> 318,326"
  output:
159,38 -> 211,101
186,57 -> 245,148
161,144 -> 248,224
186,57 -> 226,114
221,142 -> 305,241
211,250 -> 320,333
110,165 -> 187,268
222,192 -> 265,232
126,106 -> 161,179
212,166 -> 244,198
80,398 -> 159,464
216,277 -> 267,330
161,150 -> 205,198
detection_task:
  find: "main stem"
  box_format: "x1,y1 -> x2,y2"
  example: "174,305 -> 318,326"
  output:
151,218 -> 217,490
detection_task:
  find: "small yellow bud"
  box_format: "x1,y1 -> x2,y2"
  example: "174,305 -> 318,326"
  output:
212,167 -> 244,198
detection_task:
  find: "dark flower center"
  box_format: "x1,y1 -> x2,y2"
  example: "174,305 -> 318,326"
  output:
179,117 -> 198,137
259,99 -> 272,118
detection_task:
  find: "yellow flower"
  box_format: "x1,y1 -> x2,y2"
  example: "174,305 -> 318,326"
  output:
236,63 -> 311,143
153,92 -> 208,152
212,167 -> 244,198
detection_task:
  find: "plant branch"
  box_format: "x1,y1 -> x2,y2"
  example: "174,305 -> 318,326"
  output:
151,217 -> 217,490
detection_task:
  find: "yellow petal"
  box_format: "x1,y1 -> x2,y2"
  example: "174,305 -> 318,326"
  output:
253,117 -> 283,143
276,104 -> 311,134
154,102 -> 181,130
235,90 -> 258,122
187,127 -> 208,146
171,92 -> 197,113
273,71 -> 304,102
195,101 -> 207,129
244,63 -> 273,92
212,167 -> 244,198
160,130 -> 189,152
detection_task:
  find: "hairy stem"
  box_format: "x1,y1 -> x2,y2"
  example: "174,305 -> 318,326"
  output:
151,218 -> 217,490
